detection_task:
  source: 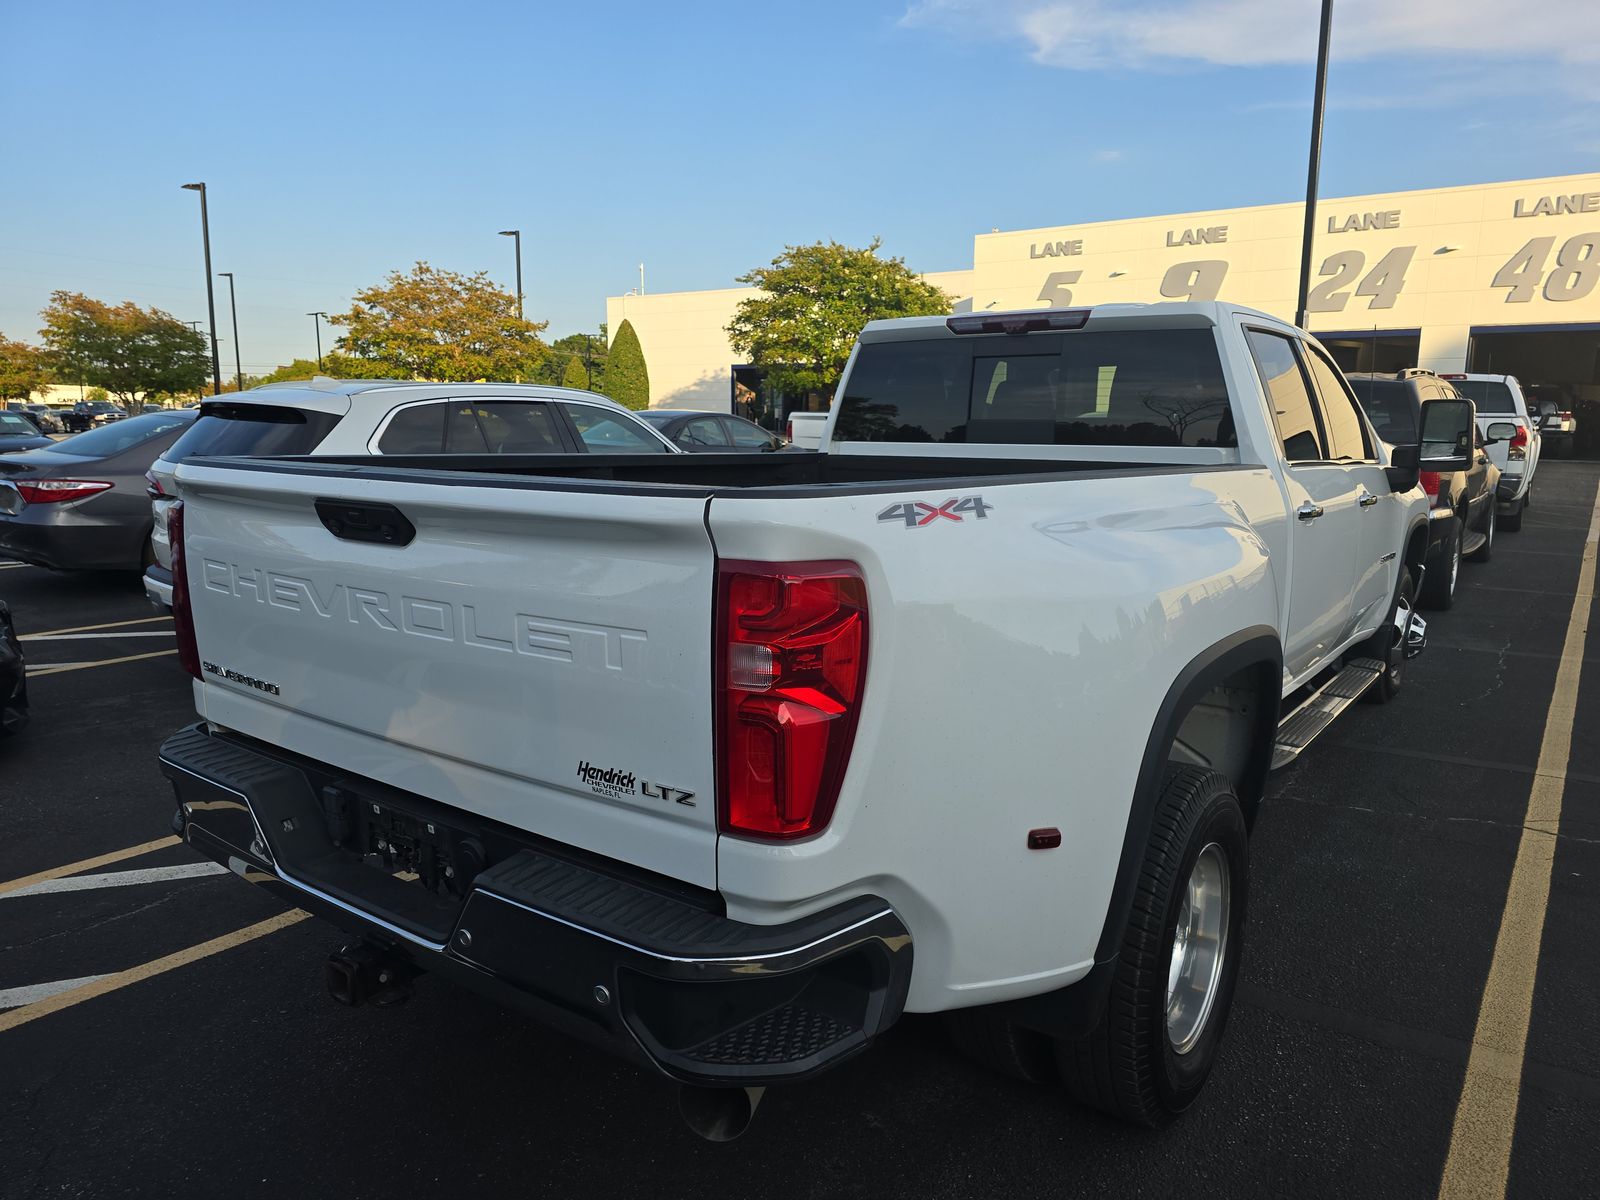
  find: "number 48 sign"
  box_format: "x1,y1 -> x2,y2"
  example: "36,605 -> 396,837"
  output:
1493,233 -> 1600,302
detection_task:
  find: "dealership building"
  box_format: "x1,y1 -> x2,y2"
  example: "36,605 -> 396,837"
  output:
606,171 -> 1600,439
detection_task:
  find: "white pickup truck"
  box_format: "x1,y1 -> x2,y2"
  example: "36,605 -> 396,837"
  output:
158,302 -> 1467,1137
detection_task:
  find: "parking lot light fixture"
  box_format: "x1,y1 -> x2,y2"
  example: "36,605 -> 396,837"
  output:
218,273 -> 243,392
498,230 -> 523,321
180,182 -> 223,395
306,311 -> 328,370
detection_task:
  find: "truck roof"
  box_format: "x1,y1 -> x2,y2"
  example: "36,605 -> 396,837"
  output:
859,300 -> 1292,341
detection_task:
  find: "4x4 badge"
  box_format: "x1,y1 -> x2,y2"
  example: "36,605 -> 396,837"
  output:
877,495 -> 993,528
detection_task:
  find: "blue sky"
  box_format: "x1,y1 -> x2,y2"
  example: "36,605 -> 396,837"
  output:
3,0 -> 1596,374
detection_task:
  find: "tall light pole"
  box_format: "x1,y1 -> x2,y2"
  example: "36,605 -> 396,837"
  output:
498,230 -> 523,320
306,311 -> 327,370
218,272 -> 243,391
1294,0 -> 1334,330
638,262 -> 645,296
180,182 -> 223,394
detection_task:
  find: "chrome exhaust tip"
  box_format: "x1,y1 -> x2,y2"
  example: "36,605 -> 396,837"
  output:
678,1085 -> 765,1142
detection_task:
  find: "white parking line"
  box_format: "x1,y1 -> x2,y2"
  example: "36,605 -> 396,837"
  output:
0,976 -> 113,1011
0,861 -> 228,899
0,836 -> 179,897
21,630 -> 176,642
0,562 -> 30,571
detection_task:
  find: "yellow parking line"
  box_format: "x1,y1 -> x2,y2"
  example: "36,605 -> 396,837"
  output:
1438,478 -> 1600,1200
0,910 -> 309,1034
30,649 -> 177,676
0,836 -> 179,897
27,615 -> 171,638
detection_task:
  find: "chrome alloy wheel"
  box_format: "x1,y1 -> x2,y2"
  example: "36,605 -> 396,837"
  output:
1166,843 -> 1231,1056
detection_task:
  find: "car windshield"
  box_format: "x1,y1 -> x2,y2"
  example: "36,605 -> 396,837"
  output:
1349,380 -> 1418,444
51,411 -> 193,457
165,403 -> 341,462
0,412 -> 41,436
1451,379 -> 1515,414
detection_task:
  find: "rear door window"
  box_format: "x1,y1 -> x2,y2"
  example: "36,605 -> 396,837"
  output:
1245,330 -> 1324,462
1302,348 -> 1372,461
166,403 -> 339,463
444,402 -> 489,453
681,417 -> 729,448
473,402 -> 566,452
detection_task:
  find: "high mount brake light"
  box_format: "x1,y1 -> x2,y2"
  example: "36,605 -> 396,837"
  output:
168,501 -> 202,680
946,309 -> 1091,335
715,560 -> 867,840
15,480 -> 113,504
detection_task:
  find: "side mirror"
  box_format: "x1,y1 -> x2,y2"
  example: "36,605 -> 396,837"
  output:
1386,443 -> 1420,493
1418,397 -> 1474,473
1486,421 -> 1516,446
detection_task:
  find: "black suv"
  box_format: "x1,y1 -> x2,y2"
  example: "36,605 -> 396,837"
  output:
1350,369 -> 1500,611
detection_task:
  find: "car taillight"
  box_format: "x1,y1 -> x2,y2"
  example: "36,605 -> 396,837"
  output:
1419,470 -> 1441,505
144,470 -> 168,499
1508,424 -> 1529,460
716,560 -> 867,840
1558,411 -> 1574,421
15,480 -> 113,504
785,419 -> 794,442
168,501 -> 202,680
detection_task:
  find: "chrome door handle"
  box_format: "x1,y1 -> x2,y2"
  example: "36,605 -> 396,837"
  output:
1297,502 -> 1324,521
1358,491 -> 1380,508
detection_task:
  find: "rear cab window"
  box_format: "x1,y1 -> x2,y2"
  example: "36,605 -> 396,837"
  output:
165,403 -> 339,463
834,327 -> 1235,448
1451,380 -> 1516,415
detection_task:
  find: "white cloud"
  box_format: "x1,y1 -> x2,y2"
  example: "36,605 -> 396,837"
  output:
1094,148 -> 1124,160
903,0 -> 1600,73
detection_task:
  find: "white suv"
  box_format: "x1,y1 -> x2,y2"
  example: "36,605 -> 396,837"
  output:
144,380 -> 677,609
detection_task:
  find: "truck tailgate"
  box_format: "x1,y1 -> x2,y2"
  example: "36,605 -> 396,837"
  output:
176,463 -> 720,888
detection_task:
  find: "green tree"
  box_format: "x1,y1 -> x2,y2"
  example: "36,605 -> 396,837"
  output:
329,262 -> 549,381
0,335 -> 51,403
253,353 -> 383,385
604,319 -> 649,410
39,293 -> 209,409
727,239 -> 952,402
560,353 -> 589,390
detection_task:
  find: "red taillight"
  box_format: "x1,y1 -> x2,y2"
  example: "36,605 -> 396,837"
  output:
16,479 -> 112,504
716,560 -> 867,840
1510,425 -> 1529,449
167,501 -> 202,680
1419,470 -> 1441,504
144,470 -> 168,499
1558,411 -> 1574,421
785,419 -> 795,442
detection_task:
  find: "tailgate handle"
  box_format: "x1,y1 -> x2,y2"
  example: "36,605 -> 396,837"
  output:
314,499 -> 416,547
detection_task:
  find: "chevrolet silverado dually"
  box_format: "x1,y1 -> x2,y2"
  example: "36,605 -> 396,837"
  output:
157,302 -> 1473,1138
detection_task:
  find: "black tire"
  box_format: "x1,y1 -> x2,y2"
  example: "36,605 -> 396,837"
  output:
1419,519 -> 1460,611
944,1008 -> 1058,1085
1359,566 -> 1415,704
1501,496 -> 1524,532
1054,767 -> 1248,1126
1468,502 -> 1495,563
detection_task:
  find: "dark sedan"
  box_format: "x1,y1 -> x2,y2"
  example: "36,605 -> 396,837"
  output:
636,409 -> 786,452
0,409 -> 196,571
0,601 -> 25,737
0,411 -> 55,455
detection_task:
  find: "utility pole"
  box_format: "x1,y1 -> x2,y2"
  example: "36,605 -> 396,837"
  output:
638,262 -> 645,296
181,182 -> 223,394
218,272 -> 243,391
1294,0 -> 1334,330
307,311 -> 328,370
498,230 -> 523,320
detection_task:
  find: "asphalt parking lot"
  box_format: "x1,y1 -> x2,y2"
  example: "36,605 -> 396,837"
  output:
2,464 -> 1598,1200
